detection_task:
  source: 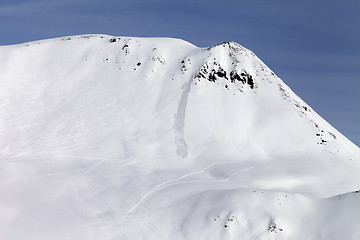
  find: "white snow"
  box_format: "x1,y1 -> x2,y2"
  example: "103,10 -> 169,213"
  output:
0,35 -> 359,240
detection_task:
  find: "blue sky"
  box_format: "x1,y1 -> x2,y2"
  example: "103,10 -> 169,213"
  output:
1,0 -> 359,146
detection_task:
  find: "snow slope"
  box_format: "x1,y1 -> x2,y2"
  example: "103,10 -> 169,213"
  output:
0,35 -> 359,240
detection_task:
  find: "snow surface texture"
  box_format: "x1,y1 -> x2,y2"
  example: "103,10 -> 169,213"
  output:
0,35 -> 359,240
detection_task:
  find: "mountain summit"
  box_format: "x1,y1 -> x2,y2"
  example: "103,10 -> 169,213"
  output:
1,35 -> 359,240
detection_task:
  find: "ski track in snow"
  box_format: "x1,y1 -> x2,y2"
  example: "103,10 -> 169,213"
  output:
173,78 -> 193,158
118,162 -> 255,229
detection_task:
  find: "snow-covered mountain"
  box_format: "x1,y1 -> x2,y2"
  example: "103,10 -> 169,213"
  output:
0,35 -> 359,240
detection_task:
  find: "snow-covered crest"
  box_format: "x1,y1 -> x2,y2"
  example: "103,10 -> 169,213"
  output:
0,35 -> 359,240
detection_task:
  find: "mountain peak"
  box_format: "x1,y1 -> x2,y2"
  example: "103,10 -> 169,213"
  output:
208,41 -> 245,51
1,35 -> 359,240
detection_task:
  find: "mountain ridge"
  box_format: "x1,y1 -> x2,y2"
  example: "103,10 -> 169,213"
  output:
0,34 -> 359,240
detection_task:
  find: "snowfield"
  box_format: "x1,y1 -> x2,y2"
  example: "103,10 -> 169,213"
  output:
0,35 -> 359,240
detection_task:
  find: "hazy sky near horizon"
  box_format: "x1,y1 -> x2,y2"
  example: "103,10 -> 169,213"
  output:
1,0 -> 359,146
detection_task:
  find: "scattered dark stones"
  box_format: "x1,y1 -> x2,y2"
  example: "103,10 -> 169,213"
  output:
208,71 -> 217,82
268,222 -> 283,233
247,75 -> 254,89
317,139 -> 327,145
110,38 -> 116,43
230,70 -> 243,83
195,63 -> 255,87
215,67 -> 227,79
222,215 -> 238,229
120,44 -> 130,55
278,84 -> 289,99
196,72 -> 206,79
294,103 -> 310,115
315,127 -> 330,145
152,57 -> 165,64
239,71 -> 254,88
328,132 -> 337,139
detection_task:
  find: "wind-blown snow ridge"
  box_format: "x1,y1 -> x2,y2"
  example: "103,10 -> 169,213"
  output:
0,34 -> 359,240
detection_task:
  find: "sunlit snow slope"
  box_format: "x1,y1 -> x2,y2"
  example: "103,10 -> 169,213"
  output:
1,35 -> 359,240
